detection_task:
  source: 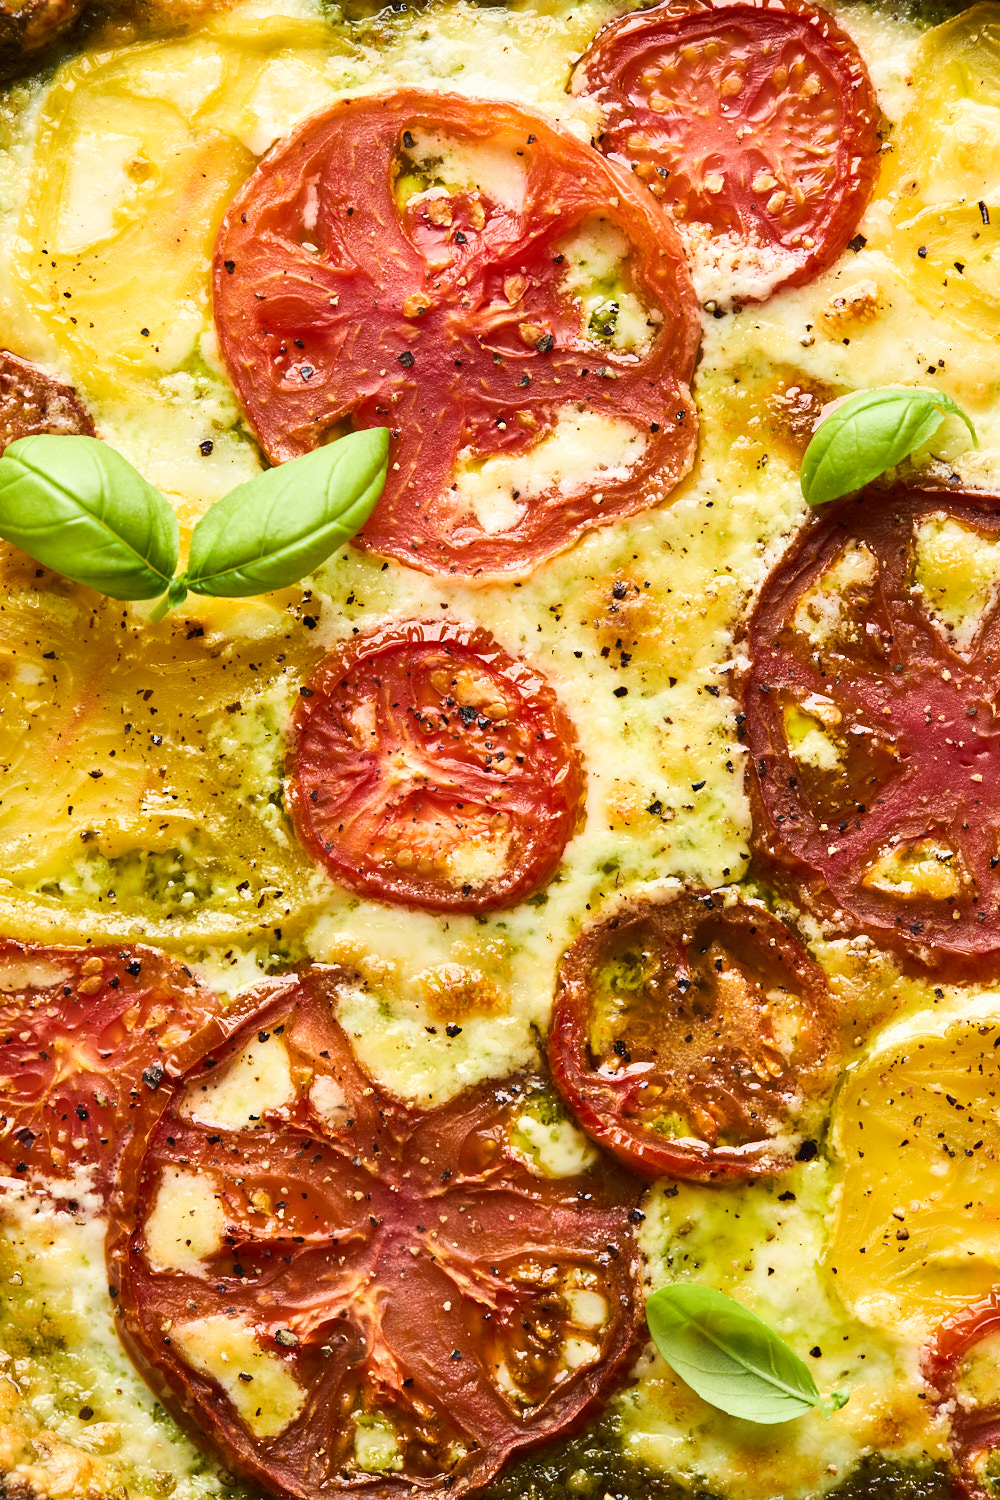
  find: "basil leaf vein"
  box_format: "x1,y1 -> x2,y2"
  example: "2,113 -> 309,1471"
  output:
800,387 -> 977,508
646,1284 -> 847,1425
0,434 -> 179,598
184,428 -> 389,598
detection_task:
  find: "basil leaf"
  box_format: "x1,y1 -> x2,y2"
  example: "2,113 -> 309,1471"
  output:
184,428 -> 389,598
801,387 -> 977,507
0,434 -> 179,599
646,1284 -> 843,1425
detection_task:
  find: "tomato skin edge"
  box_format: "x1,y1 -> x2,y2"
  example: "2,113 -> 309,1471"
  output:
925,1289 -> 1000,1500
549,990 -> 789,1184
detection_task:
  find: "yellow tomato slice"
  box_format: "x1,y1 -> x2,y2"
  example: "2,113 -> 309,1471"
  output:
16,16 -> 351,404
887,201 -> 1000,340
825,1001 -> 1000,1339
0,545 -> 329,946
886,3 -> 1000,200
878,4 -> 1000,337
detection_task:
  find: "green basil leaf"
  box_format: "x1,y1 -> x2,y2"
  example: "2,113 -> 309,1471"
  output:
801,387 -> 977,507
646,1284 -> 840,1425
0,434 -> 179,599
185,428 -> 389,598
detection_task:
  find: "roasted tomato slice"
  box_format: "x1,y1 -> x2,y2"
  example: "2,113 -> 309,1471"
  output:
927,1290 -> 1000,1500
108,967 -> 641,1500
0,348 -> 94,452
212,89 -> 700,579
549,890 -> 835,1182
285,620 -> 585,913
571,0 -> 880,300
744,487 -> 1000,963
0,942 -> 225,1195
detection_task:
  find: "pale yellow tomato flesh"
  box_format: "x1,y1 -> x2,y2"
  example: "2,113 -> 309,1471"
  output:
826,1007 -> 1000,1339
16,16 -> 353,405
878,3 -> 1000,339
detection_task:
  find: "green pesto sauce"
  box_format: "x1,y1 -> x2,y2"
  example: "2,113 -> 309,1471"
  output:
480,1417 -> 953,1500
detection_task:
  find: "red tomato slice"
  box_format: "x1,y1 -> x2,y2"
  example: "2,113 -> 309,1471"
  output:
549,890 -> 835,1181
572,0 -> 880,298
212,89 -> 700,579
0,347 -> 94,453
926,1290 -> 1000,1500
744,487 -> 1000,964
0,942 -> 226,1196
285,620 -> 585,913
108,967 -> 642,1500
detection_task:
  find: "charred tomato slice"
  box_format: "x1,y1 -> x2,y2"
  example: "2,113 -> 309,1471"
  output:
212,89 -> 700,579
549,890 -> 835,1181
285,620 -> 585,913
0,942 -> 226,1196
572,0 -> 880,299
744,487 -> 1000,964
108,967 -> 642,1500
926,1290 -> 1000,1500
0,348 -> 94,453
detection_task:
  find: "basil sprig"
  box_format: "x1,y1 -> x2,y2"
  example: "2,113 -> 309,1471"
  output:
801,386 -> 977,507
646,1284 -> 849,1425
0,428 -> 389,621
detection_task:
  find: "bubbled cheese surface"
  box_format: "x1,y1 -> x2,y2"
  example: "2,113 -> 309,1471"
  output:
1,0 -> 1000,1495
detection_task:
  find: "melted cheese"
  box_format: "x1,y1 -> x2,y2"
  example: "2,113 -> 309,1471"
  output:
143,1166 -> 226,1275
400,128 -> 529,209
626,1166 -> 948,1498
451,410 -> 649,536
181,1034 -> 296,1129
0,1181 -> 238,1500
861,837 -> 964,901
913,513 -> 1000,649
510,1103 -> 599,1177
173,1315 -> 305,1439
335,977 -> 536,1109
353,1414 -> 404,1473
557,217 -> 658,353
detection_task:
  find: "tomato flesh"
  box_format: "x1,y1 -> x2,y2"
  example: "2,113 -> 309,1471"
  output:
212,89 -> 700,578
0,941 -> 225,1195
549,891 -> 835,1181
285,620 -> 585,913
927,1290 -> 1000,1500
108,968 -> 642,1500
744,488 -> 1000,964
572,0 -> 880,297
0,348 -> 93,453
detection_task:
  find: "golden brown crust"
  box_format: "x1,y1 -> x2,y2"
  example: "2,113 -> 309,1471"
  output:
0,0 -> 86,77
